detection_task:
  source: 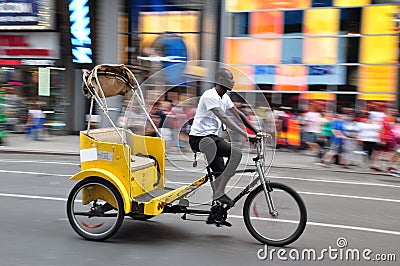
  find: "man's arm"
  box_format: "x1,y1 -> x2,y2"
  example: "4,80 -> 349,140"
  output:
230,106 -> 259,134
210,107 -> 249,137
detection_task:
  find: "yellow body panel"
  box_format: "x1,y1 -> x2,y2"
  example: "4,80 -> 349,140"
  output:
72,131 -> 167,215
131,133 -> 166,188
131,166 -> 159,197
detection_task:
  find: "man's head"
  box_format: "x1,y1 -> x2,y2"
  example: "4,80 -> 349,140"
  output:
215,68 -> 235,91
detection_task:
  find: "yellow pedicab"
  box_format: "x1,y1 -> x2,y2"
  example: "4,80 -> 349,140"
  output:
66,64 -> 307,246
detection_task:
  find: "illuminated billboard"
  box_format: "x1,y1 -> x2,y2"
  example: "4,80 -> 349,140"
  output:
69,0 -> 93,64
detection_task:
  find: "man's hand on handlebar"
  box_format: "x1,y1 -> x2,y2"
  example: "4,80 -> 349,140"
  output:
247,134 -> 258,144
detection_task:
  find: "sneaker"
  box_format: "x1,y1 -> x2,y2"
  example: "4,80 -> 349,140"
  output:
206,214 -> 232,227
215,194 -> 234,208
315,161 -> 329,167
388,169 -> 400,178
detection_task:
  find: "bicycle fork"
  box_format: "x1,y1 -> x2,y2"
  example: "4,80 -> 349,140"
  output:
256,161 -> 279,218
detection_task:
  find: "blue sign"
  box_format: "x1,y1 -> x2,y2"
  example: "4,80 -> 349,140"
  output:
69,0 -> 92,64
255,65 -> 275,84
308,65 -> 346,85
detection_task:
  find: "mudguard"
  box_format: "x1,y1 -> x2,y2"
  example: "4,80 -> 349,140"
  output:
70,168 -> 131,214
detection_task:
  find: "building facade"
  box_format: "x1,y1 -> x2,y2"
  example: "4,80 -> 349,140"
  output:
2,0 -> 397,135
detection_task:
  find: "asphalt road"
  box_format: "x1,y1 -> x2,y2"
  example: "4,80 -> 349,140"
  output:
0,153 -> 399,266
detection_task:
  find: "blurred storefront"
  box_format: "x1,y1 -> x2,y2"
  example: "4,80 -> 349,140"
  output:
0,0 -> 68,134
222,0 -> 400,113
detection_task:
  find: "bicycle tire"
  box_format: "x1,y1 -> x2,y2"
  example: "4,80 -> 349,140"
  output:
66,177 -> 125,241
243,182 -> 307,246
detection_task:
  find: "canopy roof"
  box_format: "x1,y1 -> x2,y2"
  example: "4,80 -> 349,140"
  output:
82,64 -> 141,99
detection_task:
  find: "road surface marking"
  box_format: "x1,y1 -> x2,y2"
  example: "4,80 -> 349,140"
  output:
0,159 -> 78,165
0,159 -> 397,189
228,215 -> 400,236
166,181 -> 400,203
0,166 -> 400,190
0,192 -> 66,201
0,169 -> 71,177
165,168 -> 400,189
0,192 -> 398,236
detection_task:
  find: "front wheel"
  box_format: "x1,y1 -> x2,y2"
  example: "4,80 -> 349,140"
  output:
66,177 -> 125,241
243,182 -> 307,246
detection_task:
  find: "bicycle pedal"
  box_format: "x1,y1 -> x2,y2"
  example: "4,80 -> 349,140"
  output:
206,215 -> 232,227
206,219 -> 232,227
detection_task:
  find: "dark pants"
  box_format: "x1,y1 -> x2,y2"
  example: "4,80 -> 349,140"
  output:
189,135 -> 242,199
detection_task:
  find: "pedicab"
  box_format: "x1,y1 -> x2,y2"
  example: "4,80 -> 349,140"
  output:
66,64 -> 307,246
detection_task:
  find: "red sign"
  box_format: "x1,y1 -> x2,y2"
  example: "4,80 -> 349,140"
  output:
0,35 -> 29,46
0,59 -> 21,65
2,49 -> 50,56
0,33 -> 58,60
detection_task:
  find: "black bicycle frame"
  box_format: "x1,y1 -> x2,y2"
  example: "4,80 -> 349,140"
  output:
163,162 -> 271,215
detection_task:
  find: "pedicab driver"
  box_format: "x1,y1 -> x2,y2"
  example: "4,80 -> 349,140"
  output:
189,68 -> 258,210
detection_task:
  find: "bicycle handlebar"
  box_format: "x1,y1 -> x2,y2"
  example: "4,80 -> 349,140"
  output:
249,132 -> 271,142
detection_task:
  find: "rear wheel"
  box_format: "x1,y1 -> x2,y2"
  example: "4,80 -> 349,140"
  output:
243,182 -> 307,246
66,177 -> 124,241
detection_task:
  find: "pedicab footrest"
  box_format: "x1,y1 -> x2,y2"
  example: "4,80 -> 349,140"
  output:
131,187 -> 175,214
133,188 -> 175,202
131,175 -> 208,215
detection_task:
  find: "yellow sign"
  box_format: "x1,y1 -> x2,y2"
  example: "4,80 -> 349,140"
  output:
362,5 -> 398,34
334,0 -> 370,6
226,0 -> 310,11
304,8 -> 339,36
358,65 -> 397,101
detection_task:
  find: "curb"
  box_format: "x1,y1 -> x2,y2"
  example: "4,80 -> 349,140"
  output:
0,147 -> 388,177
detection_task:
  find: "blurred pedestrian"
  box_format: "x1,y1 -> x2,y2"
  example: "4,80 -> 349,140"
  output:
356,114 -> 382,167
318,111 -> 333,157
303,106 -> 322,156
342,108 -> 360,167
318,113 -> 346,166
25,104 -> 44,141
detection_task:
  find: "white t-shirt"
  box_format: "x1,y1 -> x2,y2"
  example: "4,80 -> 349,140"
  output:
29,109 -> 43,119
189,87 -> 234,136
368,111 -> 386,123
304,111 -> 322,133
357,122 -> 382,142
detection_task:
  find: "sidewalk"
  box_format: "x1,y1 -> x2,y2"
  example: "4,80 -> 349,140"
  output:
0,133 -> 386,176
